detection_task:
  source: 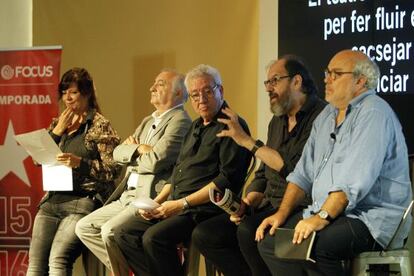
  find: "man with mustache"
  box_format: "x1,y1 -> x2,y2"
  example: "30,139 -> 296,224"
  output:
192,55 -> 326,276
256,50 -> 412,275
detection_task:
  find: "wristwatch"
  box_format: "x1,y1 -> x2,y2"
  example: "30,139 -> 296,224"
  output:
317,210 -> 333,222
251,139 -> 265,155
182,197 -> 190,210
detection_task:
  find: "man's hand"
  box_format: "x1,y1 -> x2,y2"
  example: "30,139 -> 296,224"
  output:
123,136 -> 138,145
56,153 -> 81,168
216,107 -> 254,149
293,215 -> 329,244
151,200 -> 183,219
136,209 -> 160,220
255,212 -> 286,241
229,197 -> 252,225
137,144 -> 153,154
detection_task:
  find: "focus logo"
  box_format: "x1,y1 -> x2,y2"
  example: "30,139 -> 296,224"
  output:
1,65 -> 14,80
15,65 -> 53,78
0,65 -> 54,80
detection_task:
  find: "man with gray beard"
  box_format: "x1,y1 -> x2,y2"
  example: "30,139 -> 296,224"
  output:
192,55 -> 326,276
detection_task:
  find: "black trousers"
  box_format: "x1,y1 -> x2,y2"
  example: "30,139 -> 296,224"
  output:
114,211 -> 215,276
192,206 -> 276,276
258,211 -> 382,276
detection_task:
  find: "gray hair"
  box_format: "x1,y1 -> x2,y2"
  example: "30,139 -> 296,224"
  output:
353,59 -> 380,90
160,68 -> 188,102
184,64 -> 222,89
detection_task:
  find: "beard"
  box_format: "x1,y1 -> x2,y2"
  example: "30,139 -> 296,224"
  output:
270,93 -> 292,116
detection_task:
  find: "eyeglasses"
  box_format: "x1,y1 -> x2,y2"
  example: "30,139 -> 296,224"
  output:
324,68 -> 354,81
189,84 -> 219,102
263,75 -> 291,87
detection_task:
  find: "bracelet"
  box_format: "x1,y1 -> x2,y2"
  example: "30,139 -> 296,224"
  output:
182,197 -> 190,210
251,139 -> 264,155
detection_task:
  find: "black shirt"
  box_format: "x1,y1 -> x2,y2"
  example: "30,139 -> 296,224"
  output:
246,94 -> 326,209
171,102 -> 252,214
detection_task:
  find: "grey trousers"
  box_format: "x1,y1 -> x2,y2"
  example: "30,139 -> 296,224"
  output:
75,190 -> 136,276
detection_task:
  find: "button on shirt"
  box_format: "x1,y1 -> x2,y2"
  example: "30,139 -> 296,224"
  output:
287,90 -> 412,248
170,102 -> 252,214
246,94 -> 326,209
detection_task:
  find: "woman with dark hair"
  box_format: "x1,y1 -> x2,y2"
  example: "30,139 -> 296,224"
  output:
27,67 -> 121,275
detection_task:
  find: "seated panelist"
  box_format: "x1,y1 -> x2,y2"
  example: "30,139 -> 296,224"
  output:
113,64 -> 252,276
75,69 -> 192,276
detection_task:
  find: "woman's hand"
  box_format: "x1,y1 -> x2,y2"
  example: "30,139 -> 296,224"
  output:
53,107 -> 75,136
56,153 -> 82,168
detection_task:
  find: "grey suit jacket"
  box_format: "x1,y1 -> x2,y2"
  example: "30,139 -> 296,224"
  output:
105,106 -> 191,204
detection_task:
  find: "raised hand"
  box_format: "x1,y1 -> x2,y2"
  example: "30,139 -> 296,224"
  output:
53,107 -> 75,136
216,107 -> 252,148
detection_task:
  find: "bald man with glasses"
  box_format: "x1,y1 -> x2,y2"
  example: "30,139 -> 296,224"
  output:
256,50 -> 412,276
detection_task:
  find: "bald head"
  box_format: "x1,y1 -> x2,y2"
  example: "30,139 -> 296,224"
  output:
332,50 -> 369,67
325,49 -> 380,110
330,50 -> 380,90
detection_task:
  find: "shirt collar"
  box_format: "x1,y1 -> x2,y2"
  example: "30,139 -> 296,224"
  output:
85,108 -> 96,123
194,101 -> 228,128
327,89 -> 376,119
152,103 -> 183,120
348,89 -> 375,109
278,94 -> 320,120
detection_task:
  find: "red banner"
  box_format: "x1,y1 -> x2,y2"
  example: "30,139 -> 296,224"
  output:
0,47 -> 62,276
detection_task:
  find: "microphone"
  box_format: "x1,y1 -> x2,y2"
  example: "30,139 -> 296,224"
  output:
330,133 -> 336,141
152,124 -> 156,129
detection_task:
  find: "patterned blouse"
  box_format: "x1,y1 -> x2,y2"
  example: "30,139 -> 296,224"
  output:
46,109 -> 121,203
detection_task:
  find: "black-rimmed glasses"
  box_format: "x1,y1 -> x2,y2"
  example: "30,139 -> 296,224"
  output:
324,68 -> 354,81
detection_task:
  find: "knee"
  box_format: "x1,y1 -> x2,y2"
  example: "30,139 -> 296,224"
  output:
75,216 -> 89,238
142,230 -> 156,251
256,235 -> 274,262
237,220 -> 255,244
101,222 -> 116,243
191,225 -> 210,248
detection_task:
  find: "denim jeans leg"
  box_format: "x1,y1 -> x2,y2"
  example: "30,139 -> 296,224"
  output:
48,197 -> 95,276
27,206 -> 60,276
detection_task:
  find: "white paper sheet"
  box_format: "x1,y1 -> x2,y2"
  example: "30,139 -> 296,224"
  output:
42,164 -> 73,191
14,128 -> 74,191
131,197 -> 161,211
14,128 -> 62,165
127,172 -> 139,189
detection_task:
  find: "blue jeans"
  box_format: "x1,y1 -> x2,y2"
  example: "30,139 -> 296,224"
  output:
26,197 -> 96,276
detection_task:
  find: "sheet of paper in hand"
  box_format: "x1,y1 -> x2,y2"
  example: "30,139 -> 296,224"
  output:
131,197 -> 161,211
